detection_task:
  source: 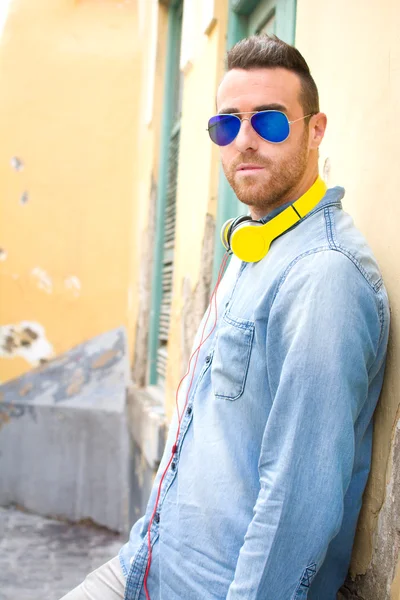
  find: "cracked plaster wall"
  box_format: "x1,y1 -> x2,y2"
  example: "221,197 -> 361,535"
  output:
296,0 -> 400,597
163,0 -> 228,419
181,214 -> 216,374
132,175 -> 157,387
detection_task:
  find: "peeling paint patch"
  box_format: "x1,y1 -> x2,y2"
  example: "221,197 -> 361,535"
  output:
30,267 -> 53,294
20,191 -> 29,205
66,368 -> 86,397
11,156 -> 24,172
0,248 -> 7,261
19,383 -> 33,397
0,327 -> 128,405
0,400 -> 36,430
0,322 -> 54,365
91,349 -> 119,370
64,276 -> 81,298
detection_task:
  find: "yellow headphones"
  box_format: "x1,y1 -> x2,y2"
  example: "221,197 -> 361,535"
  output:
221,177 -> 327,263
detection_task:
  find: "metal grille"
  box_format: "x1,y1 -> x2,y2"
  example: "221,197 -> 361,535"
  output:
156,126 -> 180,382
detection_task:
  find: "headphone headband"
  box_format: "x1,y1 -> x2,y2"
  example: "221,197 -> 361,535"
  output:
221,177 -> 327,263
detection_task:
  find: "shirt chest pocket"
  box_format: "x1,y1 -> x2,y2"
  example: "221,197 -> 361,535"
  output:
211,311 -> 255,401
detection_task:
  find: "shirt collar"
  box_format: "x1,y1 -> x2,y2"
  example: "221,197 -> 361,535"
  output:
258,186 -> 345,225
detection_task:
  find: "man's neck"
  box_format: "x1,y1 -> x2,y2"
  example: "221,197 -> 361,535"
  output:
250,167 -> 320,221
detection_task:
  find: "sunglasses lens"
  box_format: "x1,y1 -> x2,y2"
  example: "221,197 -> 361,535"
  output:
251,111 -> 290,143
208,114 -> 241,146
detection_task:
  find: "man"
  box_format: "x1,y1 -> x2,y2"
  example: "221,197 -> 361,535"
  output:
62,35 -> 389,600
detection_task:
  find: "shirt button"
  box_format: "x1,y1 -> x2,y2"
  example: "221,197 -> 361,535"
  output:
154,512 -> 160,524
205,355 -> 211,363
187,406 -> 192,416
171,462 -> 176,471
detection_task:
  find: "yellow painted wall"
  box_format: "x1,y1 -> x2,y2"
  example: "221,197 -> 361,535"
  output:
165,0 -> 229,419
134,0 -> 168,250
0,0 -> 140,381
296,0 -> 400,587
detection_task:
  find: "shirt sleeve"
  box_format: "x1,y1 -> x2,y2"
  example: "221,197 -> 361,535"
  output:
226,249 -> 385,600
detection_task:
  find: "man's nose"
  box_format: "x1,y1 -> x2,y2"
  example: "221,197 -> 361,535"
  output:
234,118 -> 259,153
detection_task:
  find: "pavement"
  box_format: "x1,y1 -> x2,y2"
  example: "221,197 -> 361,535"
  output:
0,505 -> 358,600
0,505 -> 125,600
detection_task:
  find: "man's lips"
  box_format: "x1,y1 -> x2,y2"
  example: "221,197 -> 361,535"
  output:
236,163 -> 265,172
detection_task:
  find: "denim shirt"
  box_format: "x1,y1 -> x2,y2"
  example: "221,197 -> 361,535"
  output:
120,187 -> 389,600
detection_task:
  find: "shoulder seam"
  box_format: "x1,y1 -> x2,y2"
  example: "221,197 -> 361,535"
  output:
274,246 -> 332,302
324,206 -> 383,293
274,245 -> 382,305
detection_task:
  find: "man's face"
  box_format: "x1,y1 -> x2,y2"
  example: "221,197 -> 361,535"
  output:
216,67 -> 314,217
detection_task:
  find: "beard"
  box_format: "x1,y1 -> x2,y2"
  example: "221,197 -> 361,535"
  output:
222,132 -> 309,215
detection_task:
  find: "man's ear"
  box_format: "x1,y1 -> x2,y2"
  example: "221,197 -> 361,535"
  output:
309,112 -> 327,150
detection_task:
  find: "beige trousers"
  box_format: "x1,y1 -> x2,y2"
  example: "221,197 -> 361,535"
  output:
59,556 -> 126,600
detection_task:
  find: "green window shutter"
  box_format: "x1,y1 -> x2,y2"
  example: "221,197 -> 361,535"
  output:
248,0 -> 275,34
156,125 -> 180,382
148,0 -> 183,386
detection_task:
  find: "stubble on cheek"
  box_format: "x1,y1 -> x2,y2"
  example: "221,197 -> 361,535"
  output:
222,156 -> 285,209
229,167 -> 272,205
222,140 -> 309,214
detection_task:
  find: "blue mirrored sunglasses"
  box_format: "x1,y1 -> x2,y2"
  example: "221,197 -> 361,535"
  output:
207,110 -> 313,146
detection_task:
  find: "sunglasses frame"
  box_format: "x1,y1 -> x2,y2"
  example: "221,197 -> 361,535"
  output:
207,110 -> 314,146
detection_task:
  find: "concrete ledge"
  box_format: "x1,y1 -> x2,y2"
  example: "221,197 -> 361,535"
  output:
127,384 -> 166,470
0,327 -> 130,533
126,384 -> 167,522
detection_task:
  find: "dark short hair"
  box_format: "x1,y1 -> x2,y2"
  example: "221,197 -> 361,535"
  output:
226,35 -> 319,116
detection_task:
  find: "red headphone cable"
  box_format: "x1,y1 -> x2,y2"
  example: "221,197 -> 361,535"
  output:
143,253 -> 229,600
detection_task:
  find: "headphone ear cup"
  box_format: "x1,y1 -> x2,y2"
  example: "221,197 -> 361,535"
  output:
230,220 -> 267,262
220,218 -> 235,251
221,215 -> 253,252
